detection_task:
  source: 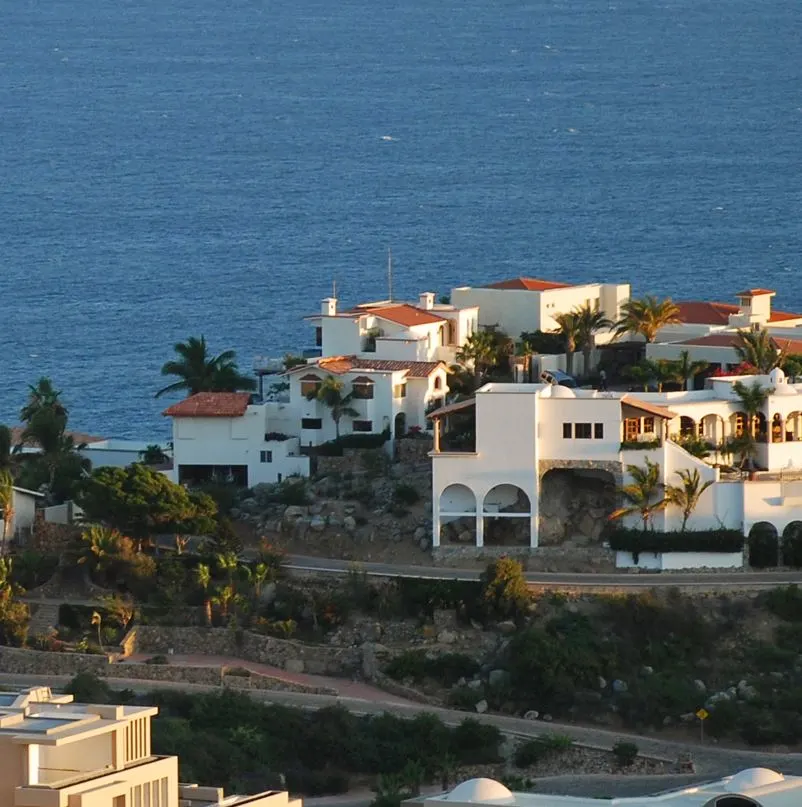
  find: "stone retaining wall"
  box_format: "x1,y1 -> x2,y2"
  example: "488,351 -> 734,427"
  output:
396,439 -> 434,462
0,645 -> 111,676
131,626 -> 362,676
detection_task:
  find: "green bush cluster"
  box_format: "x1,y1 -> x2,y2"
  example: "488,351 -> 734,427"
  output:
513,734 -> 574,768
607,527 -> 744,554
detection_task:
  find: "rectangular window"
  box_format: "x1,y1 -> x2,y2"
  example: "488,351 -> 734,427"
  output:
300,380 -> 321,397
575,423 -> 592,439
352,420 -> 373,432
393,383 -> 407,398
301,418 -> 322,430
624,418 -> 639,442
352,383 -> 374,399
315,326 -> 323,347
562,422 -> 572,439
643,416 -> 655,434
594,423 -> 604,439
260,450 -> 273,463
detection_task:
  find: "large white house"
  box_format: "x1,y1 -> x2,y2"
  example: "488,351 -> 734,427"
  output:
450,276 -> 630,338
430,368 -> 802,565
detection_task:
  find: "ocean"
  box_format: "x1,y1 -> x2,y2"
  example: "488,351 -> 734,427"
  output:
2,0 -> 801,439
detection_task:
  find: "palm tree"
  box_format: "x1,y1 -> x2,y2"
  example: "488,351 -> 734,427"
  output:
210,583 -> 237,621
734,329 -> 787,374
156,336 -> 256,398
456,330 -> 500,379
194,563 -> 213,626
0,425 -> 13,472
247,562 -> 272,601
614,296 -> 681,343
731,379 -> 769,469
371,773 -> 408,807
624,361 -> 656,392
20,377 -> 67,423
573,303 -> 613,376
310,377 -> 359,439
672,350 -> 710,391
0,470 -> 14,556
665,469 -> 714,531
77,525 -> 123,576
100,594 -> 136,631
610,459 -> 667,530
553,312 -> 581,376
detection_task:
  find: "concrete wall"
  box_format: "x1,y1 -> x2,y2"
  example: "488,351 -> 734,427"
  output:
616,551 -> 743,570
538,397 -> 622,462
320,316 -> 362,357
11,489 -> 40,538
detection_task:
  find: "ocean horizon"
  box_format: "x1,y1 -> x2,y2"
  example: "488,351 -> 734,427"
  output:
3,0 -> 801,439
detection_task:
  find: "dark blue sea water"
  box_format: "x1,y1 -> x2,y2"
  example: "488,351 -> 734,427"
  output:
2,0 -> 801,438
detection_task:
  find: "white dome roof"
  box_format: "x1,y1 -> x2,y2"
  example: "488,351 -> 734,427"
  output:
549,385 -> 577,399
724,768 -> 784,792
448,779 -> 514,803
769,368 -> 796,394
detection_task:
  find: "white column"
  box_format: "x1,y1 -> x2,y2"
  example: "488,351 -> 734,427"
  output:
432,499 -> 440,548
27,745 -> 40,785
475,513 -> 484,548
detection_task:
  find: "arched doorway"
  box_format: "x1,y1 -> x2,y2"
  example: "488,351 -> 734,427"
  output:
394,412 -> 406,438
679,416 -> 696,438
782,521 -> 802,567
483,484 -> 531,546
438,484 -> 477,545
539,469 -> 617,545
771,413 -> 784,443
749,522 -> 779,568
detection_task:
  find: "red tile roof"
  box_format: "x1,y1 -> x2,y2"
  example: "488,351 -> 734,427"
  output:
361,304 -> 445,327
162,392 -> 252,418
315,356 -> 444,378
736,288 -> 775,298
679,334 -> 802,354
483,277 -> 573,291
11,427 -> 105,447
676,300 -> 802,325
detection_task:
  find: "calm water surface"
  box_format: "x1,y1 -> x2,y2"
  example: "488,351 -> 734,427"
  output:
2,0 -> 801,437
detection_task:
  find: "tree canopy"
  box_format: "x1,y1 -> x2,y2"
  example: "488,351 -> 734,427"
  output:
77,464 -> 218,541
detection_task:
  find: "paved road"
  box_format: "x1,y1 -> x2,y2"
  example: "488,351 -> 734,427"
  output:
285,555 -> 802,590
4,672 -> 802,778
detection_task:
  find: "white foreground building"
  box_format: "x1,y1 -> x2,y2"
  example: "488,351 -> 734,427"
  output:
430,369 -> 802,565
424,771 -> 802,807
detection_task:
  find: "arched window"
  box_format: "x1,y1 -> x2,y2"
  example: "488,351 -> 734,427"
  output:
434,375 -> 442,390
772,413 -> 784,443
351,376 -> 375,399
680,416 -> 696,437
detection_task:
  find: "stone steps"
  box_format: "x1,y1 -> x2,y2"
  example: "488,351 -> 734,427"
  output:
28,603 -> 61,637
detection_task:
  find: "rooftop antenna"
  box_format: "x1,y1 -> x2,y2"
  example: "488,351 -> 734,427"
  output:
332,278 -> 337,299
387,247 -> 393,301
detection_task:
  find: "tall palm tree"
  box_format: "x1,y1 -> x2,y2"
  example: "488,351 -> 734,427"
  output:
734,329 -> 787,374
20,377 -> 67,423
553,312 -> 581,376
614,296 -> 681,343
456,330 -> 500,379
309,377 -> 359,439
0,470 -> 14,556
610,459 -> 667,530
194,563 -> 213,626
732,379 -> 769,439
573,303 -> 613,376
156,336 -> 256,398
672,350 -> 710,391
665,469 -> 714,531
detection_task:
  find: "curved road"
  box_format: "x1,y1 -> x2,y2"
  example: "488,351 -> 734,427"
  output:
285,554 -> 802,590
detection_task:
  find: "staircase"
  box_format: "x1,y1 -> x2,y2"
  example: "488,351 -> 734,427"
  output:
27,602 -> 61,637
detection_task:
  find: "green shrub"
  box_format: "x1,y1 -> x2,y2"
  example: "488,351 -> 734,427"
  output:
450,718 -> 502,764
513,735 -> 573,768
65,672 -> 111,703
146,654 -> 169,665
285,768 -> 349,796
480,557 -> 530,620
612,741 -> 638,767
765,585 -> 802,621
607,527 -> 744,554
393,484 -> 420,506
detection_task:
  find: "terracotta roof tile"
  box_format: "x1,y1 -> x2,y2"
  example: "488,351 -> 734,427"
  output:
679,334 -> 802,354
162,392 -> 252,418
360,304 -> 445,327
736,288 -> 775,297
315,356 -> 444,378
483,277 -> 573,291
11,427 -> 105,447
676,300 -> 802,325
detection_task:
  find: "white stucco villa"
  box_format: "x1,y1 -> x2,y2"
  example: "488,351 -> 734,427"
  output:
430,368 -> 802,566
422,770 -> 802,807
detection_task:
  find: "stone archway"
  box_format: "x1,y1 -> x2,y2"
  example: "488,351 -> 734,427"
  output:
482,484 -> 531,546
539,467 -> 617,546
438,484 -> 477,545
749,522 -> 779,568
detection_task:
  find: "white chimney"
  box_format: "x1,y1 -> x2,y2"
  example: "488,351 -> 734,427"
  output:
321,297 -> 337,316
419,292 -> 436,310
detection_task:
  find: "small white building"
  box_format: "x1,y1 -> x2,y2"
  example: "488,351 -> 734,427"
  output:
163,392 -> 310,487
425,770 -> 802,807
430,368 -> 802,566
286,355 -> 449,446
450,276 -> 630,339
304,295 -> 479,366
1,487 -> 45,548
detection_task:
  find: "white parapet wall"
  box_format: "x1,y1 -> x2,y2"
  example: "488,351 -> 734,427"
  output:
616,551 -> 744,570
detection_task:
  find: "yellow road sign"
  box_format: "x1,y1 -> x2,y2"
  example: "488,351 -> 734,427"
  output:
696,708 -> 709,721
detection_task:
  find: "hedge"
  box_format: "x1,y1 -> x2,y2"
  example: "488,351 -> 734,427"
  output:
315,431 -> 390,456
608,527 -> 744,553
